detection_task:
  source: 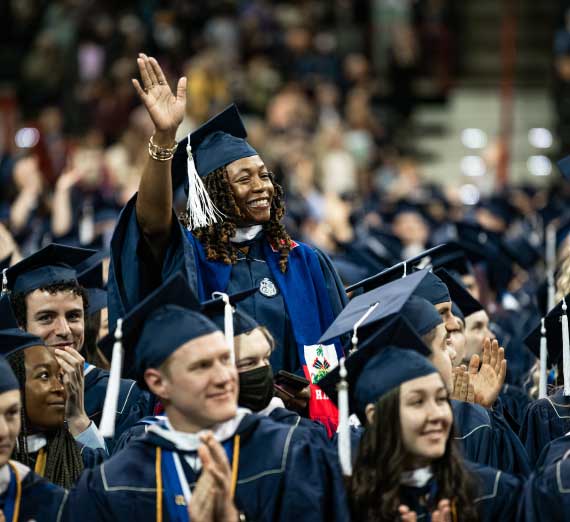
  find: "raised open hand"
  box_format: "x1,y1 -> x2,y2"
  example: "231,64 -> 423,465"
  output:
468,338 -> 507,408
451,365 -> 475,403
132,54 -> 186,134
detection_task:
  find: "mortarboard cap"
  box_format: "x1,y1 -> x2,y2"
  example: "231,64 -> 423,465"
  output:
172,104 -> 258,185
0,356 -> 19,394
4,244 -> 96,295
0,329 -> 45,359
434,268 -> 483,317
318,317 -> 434,423
451,302 -> 465,323
426,242 -> 477,276
200,287 -> 259,336
76,253 -> 108,316
400,296 -> 443,336
98,272 -> 215,382
346,244 -> 455,296
320,269 -> 447,344
524,294 -> 570,365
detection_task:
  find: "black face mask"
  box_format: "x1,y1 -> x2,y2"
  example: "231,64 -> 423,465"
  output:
238,365 -> 274,412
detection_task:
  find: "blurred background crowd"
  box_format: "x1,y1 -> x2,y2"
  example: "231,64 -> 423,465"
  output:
1,0 -> 570,336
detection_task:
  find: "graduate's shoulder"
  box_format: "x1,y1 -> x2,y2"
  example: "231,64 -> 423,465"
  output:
17,463 -> 68,521
465,460 -> 522,501
451,400 -> 492,438
536,434 -> 570,468
85,366 -> 147,413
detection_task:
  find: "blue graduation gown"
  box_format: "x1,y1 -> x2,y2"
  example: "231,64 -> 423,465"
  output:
64,414 -> 349,522
519,387 -> 570,467
518,447 -> 570,521
499,384 -> 532,429
0,462 -> 67,522
107,196 -> 347,375
84,366 -> 154,452
452,400 -> 531,476
534,433 -> 570,469
397,462 -> 521,521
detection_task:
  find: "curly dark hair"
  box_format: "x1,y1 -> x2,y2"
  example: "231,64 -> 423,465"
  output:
180,167 -> 293,272
349,387 -> 479,522
10,281 -> 89,330
7,349 -> 84,488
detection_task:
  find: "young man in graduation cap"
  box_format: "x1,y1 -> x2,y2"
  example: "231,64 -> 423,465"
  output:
107,54 -> 347,433
65,273 -> 348,522
0,355 -> 68,521
2,244 -> 153,451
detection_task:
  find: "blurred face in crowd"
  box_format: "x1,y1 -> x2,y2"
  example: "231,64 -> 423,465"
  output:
399,373 -> 452,467
145,332 -> 238,432
226,155 -> 275,226
434,301 -> 460,335
25,290 -> 85,354
460,273 -> 480,301
464,310 -> 495,361
234,328 -> 272,372
425,323 -> 455,392
0,390 -> 21,468
450,317 -> 467,366
392,211 -> 429,247
24,345 -> 66,431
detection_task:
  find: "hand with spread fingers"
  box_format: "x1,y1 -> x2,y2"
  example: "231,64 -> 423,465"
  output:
398,504 -> 417,522
468,338 -> 507,409
132,53 -> 186,135
54,346 -> 90,435
451,365 -> 475,403
198,433 -> 240,522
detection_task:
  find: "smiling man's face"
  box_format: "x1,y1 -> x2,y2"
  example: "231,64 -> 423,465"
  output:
25,289 -> 85,354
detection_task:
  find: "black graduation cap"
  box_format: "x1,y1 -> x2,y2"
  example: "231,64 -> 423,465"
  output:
346,244 -> 454,294
320,269 -> 447,344
0,356 -> 19,394
524,294 -> 570,365
98,272 -> 208,382
434,268 -> 483,317
76,253 -> 108,316
502,235 -> 543,271
172,104 -> 258,189
0,329 -> 45,359
200,287 -> 259,336
451,302 -> 465,323
427,241 -> 477,276
0,294 -> 18,330
4,244 -> 96,295
317,317 -> 434,423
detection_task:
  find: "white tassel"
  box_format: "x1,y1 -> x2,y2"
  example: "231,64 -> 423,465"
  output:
562,298 -> 570,397
337,358 -> 352,477
213,292 -> 235,365
1,268 -> 7,295
351,303 -> 379,354
185,141 -> 224,230
539,318 -> 547,399
100,319 -> 123,438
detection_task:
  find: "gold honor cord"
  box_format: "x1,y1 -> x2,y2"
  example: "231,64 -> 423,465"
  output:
7,461 -> 22,522
155,435 -> 241,522
33,448 -> 46,477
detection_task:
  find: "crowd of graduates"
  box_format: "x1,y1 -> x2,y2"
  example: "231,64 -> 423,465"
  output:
2,2 -> 570,522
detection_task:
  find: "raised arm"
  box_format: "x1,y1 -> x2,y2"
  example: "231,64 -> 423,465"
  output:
132,53 -> 186,259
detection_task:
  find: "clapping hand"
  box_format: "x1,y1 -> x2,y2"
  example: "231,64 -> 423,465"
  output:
398,499 -> 453,521
451,365 -> 475,403
468,338 -> 507,409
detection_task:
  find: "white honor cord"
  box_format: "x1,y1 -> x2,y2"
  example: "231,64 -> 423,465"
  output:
173,452 -> 192,505
562,298 -> 570,396
539,318 -> 547,399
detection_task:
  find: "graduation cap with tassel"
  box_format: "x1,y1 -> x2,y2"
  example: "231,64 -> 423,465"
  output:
171,104 -> 259,230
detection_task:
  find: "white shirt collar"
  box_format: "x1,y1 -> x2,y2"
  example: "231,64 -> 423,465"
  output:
400,466 -> 433,488
22,433 -> 47,454
257,397 -> 285,417
230,225 -> 263,244
148,408 -> 250,451
0,461 -> 30,495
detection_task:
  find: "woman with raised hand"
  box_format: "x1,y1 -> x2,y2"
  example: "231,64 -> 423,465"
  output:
107,54 -> 347,432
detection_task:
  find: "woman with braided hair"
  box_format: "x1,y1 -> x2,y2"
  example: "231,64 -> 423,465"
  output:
108,54 -> 348,433
1,330 -> 105,489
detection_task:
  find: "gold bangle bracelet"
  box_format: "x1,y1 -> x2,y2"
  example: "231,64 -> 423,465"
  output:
148,135 -> 177,162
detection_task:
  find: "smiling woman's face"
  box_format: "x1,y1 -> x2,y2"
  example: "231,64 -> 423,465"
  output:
225,155 -> 275,226
24,345 -> 66,431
